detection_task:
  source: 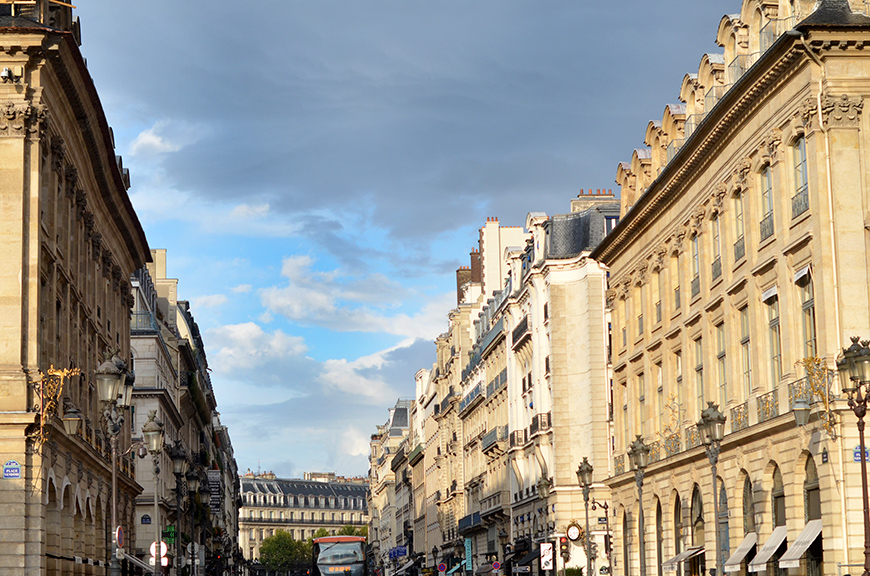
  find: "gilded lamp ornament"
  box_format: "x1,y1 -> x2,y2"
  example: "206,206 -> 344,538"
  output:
28,365 -> 82,451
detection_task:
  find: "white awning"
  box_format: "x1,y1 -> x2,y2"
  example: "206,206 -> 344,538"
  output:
748,526 -> 788,573
395,560 -> 416,576
662,547 -> 704,572
761,285 -> 778,303
794,265 -> 811,285
724,533 -> 757,573
779,519 -> 822,569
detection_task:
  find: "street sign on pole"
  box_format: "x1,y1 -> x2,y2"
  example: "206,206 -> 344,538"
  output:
150,540 -> 168,558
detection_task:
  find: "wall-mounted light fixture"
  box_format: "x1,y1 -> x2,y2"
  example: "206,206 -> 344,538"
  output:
29,366 -> 82,451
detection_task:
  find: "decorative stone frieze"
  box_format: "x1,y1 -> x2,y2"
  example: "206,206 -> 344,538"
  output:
0,101 -> 43,136
822,93 -> 863,128
711,182 -> 727,214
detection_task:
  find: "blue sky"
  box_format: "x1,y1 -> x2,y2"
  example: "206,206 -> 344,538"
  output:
76,0 -> 733,477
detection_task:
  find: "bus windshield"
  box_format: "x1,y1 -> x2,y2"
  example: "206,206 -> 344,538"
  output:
317,542 -> 365,565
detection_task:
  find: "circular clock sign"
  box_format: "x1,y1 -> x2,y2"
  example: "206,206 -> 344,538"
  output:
566,523 -> 582,542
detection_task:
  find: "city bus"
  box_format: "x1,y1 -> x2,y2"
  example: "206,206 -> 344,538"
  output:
312,536 -> 368,576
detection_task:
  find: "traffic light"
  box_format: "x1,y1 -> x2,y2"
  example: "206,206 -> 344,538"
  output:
559,536 -> 570,559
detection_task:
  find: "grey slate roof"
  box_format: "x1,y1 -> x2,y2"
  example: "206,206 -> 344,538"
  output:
241,477 -> 368,499
797,0 -> 870,27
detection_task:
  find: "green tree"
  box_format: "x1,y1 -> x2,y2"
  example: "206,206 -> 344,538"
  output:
260,530 -> 311,573
312,528 -> 331,540
336,525 -> 368,538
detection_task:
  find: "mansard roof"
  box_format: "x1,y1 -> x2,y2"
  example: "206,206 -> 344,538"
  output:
241,477 -> 368,498
797,0 -> 870,27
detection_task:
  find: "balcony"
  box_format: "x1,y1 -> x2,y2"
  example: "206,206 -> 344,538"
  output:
664,432 -> 682,457
674,287 -> 681,310
408,444 -> 424,467
529,412 -> 551,436
760,16 -> 798,52
666,139 -> 685,163
727,53 -> 760,84
458,511 -> 482,535
704,85 -> 729,112
684,114 -> 703,139
614,454 -> 625,476
788,377 -> 824,409
792,185 -> 809,219
686,425 -> 702,449
509,430 -> 525,448
757,388 -> 779,423
481,426 -> 508,454
733,236 -> 745,262
711,258 -> 722,281
648,440 -> 661,464
459,383 -> 484,415
760,212 -> 774,241
691,275 -> 700,299
731,402 -> 749,433
512,316 -> 530,350
130,311 -> 159,333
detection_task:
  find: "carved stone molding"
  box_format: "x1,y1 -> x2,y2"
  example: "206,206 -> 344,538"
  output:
671,227 -> 687,256
711,182 -> 728,214
760,130 -> 782,165
652,245 -> 668,272
0,101 -> 44,137
90,232 -> 102,259
51,136 -> 65,172
605,289 -> 617,309
822,93 -> 863,128
799,97 -> 817,128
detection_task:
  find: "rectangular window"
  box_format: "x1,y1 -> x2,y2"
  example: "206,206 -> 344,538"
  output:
675,350 -> 683,426
673,254 -> 682,312
760,166 -> 774,240
638,285 -> 645,336
800,274 -> 817,358
716,323 -> 727,409
740,306 -> 752,399
638,373 -> 646,437
767,296 -> 782,384
712,214 -> 722,280
691,235 -> 701,297
656,270 -> 663,323
695,338 -> 704,418
656,362 -> 664,434
793,136 -> 809,218
734,192 -> 746,261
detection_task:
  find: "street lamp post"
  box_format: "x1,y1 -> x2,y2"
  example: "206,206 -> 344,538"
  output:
96,354 -> 133,576
627,436 -> 650,576
187,469 -> 201,575
698,402 -> 726,576
143,411 -> 165,575
168,441 -> 189,576
838,336 -> 870,576
576,458 -> 594,576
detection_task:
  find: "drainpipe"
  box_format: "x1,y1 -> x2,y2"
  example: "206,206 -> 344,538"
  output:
790,28 -> 850,568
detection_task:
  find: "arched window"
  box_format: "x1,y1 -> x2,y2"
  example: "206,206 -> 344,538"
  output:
719,483 -> 731,560
623,511 -> 631,576
674,497 -> 683,558
743,476 -> 756,534
805,457 -> 820,521
804,457 -> 823,576
656,500 -> 664,576
691,486 -> 707,576
772,467 -> 785,527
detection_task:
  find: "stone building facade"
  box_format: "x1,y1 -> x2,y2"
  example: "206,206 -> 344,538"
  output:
591,1 -> 870,575
239,472 -> 368,563
374,196 -> 618,576
0,2 -> 150,574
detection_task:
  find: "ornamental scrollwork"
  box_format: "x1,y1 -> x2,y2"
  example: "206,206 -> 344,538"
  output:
0,101 -> 41,136
822,93 -> 863,128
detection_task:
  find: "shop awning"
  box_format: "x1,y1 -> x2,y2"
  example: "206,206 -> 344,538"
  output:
395,560 -> 416,576
779,519 -> 822,569
662,546 -> 704,572
517,547 -> 540,566
475,565 -> 493,575
748,526 -> 788,573
724,533 -> 757,573
447,564 -> 463,574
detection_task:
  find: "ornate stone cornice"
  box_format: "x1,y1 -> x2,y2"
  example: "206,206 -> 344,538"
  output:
821,93 -> 863,128
592,41 -> 805,265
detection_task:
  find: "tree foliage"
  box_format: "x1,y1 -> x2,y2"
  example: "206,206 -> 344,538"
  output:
337,525 -> 367,537
260,530 -> 312,573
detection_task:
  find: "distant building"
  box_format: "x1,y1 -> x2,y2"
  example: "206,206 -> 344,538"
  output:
239,473 -> 369,562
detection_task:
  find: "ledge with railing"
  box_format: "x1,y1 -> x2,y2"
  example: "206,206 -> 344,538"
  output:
760,212 -> 774,241
757,388 -> 780,423
792,185 -> 809,219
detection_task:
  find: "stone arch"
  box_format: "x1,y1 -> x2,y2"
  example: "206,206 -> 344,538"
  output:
45,467 -> 59,506
680,74 -> 703,119
46,475 -> 61,576
749,7 -> 765,54
698,54 -> 726,98
59,475 -> 72,511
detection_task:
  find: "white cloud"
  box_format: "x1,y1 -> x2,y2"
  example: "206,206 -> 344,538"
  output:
206,322 -> 308,374
130,123 -> 181,156
190,294 -> 228,309
342,426 -> 371,457
318,338 -> 416,402
231,203 -> 271,219
232,284 -> 253,294
261,255 -> 451,339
